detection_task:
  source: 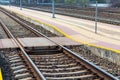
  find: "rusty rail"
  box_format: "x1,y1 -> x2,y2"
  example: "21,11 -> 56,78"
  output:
0,19 -> 46,80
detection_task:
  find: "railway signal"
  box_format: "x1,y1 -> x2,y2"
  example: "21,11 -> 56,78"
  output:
52,0 -> 55,18
95,0 -> 98,33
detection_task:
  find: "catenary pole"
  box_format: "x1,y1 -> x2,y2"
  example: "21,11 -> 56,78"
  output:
52,0 -> 55,18
20,0 -> 22,10
95,0 -> 98,33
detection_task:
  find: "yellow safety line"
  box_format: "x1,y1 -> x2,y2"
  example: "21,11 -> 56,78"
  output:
5,8 -> 120,54
0,68 -> 3,80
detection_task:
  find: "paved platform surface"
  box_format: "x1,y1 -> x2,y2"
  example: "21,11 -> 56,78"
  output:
18,37 -> 80,47
0,38 -> 17,48
1,5 -> 120,53
0,37 -> 80,49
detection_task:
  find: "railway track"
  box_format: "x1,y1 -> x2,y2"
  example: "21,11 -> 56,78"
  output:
0,18 -> 45,79
29,51 -> 107,80
0,9 -> 119,80
6,50 -> 35,80
0,8 -> 58,38
0,23 -> 7,39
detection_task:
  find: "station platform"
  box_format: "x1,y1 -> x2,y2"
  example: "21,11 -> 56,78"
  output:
1,5 -> 120,53
0,37 -> 80,49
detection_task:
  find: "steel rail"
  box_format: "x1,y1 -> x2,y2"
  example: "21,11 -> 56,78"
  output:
1,9 -> 119,80
1,10 -> 42,37
23,23 -> 118,79
21,22 -> 118,79
0,19 -> 46,80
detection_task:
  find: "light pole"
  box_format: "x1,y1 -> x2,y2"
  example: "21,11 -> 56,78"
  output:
20,0 -> 22,10
95,0 -> 98,33
52,0 -> 55,18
